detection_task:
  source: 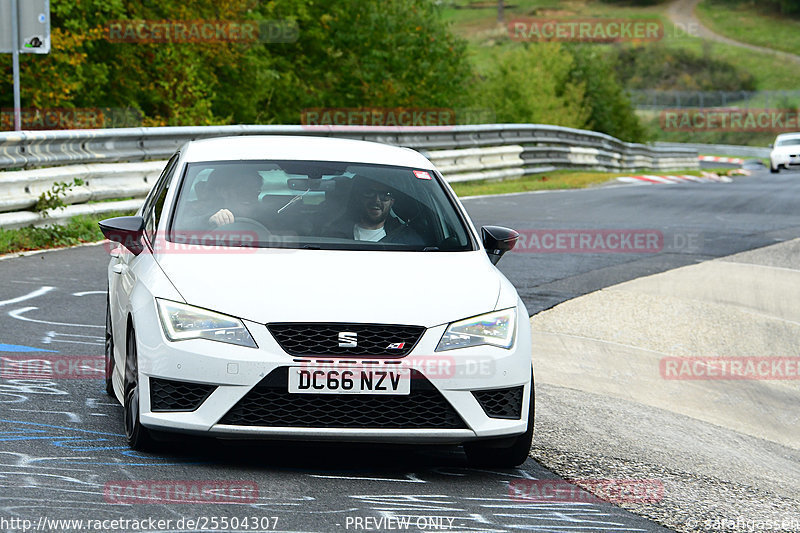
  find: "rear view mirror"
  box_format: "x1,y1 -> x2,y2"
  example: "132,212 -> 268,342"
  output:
481,225 -> 519,265
287,178 -> 336,192
99,216 -> 145,256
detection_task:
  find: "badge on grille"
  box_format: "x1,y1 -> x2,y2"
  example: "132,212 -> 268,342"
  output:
387,342 -> 405,350
338,331 -> 358,347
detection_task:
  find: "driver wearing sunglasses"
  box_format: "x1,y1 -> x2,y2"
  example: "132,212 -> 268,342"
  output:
354,187 -> 396,241
324,176 -> 423,245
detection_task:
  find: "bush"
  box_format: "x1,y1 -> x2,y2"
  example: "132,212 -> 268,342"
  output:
703,0 -> 800,17
471,43 -> 646,142
473,43 -> 590,129
568,46 -> 647,142
0,211 -> 134,255
614,43 -> 757,92
0,0 -> 475,126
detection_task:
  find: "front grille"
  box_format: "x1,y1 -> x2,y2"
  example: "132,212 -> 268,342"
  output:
218,367 -> 466,429
473,386 -> 524,419
150,378 -> 216,412
267,323 -> 425,357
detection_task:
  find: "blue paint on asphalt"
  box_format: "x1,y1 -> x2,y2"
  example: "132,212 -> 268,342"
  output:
0,420 -> 209,465
0,343 -> 57,353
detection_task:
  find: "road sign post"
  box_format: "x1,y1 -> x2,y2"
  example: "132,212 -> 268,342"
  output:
1,0 -> 51,131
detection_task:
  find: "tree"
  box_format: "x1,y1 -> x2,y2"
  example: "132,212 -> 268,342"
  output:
2,0 -> 475,127
245,0 -> 475,124
568,46 -> 646,142
474,44 -> 590,129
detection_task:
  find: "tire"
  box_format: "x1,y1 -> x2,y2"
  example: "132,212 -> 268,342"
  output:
104,298 -> 116,398
123,327 -> 155,451
770,165 -> 779,174
464,369 -> 535,468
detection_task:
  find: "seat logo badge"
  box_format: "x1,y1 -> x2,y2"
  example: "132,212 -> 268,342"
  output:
338,332 -> 358,347
387,342 -> 405,350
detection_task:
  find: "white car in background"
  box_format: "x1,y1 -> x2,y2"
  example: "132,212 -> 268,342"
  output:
769,133 -> 800,173
100,135 -> 534,467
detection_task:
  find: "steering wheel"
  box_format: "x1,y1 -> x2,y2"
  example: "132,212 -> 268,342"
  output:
219,217 -> 272,238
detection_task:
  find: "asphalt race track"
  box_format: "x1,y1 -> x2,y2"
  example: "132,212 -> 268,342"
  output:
466,170 -> 800,314
0,168 -> 798,533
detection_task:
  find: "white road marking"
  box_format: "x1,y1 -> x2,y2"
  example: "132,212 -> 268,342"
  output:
0,287 -> 54,307
42,331 -> 103,346
8,307 -> 103,329
310,473 -> 426,483
44,339 -> 103,346
85,398 -> 118,408
46,331 -> 103,340
72,291 -> 105,297
8,409 -> 82,423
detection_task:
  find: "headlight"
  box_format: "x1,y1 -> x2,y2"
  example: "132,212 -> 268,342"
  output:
436,308 -> 516,351
156,299 -> 257,348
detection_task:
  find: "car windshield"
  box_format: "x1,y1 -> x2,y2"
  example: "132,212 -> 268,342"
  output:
776,138 -> 800,147
169,160 -> 474,251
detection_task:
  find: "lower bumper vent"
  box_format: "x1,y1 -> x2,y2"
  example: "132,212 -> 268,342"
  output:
150,378 -> 216,412
472,386 -> 524,419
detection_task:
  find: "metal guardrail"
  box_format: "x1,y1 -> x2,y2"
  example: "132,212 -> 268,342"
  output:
0,124 -> 698,169
654,141 -> 770,159
0,124 -> 699,229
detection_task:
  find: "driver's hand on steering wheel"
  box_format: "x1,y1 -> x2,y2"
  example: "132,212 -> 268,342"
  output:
209,209 -> 234,227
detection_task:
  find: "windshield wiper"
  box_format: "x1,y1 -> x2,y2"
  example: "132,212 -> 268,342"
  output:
277,190 -> 309,214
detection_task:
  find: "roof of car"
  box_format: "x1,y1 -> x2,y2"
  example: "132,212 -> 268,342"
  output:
180,135 -> 436,170
776,132 -> 800,140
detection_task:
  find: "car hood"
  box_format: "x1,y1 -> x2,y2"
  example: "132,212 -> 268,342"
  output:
155,249 -> 501,327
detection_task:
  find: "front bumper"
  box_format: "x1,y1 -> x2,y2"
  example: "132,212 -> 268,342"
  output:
134,303 -> 533,444
773,154 -> 800,168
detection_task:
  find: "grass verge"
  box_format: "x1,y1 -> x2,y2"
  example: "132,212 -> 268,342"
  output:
442,1 -> 800,91
696,0 -> 800,58
0,211 -> 134,256
450,168 -> 709,197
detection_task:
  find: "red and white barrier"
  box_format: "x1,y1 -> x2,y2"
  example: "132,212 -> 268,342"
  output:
616,173 -> 734,185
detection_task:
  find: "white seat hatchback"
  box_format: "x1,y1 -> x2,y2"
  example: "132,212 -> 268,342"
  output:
100,135 -> 533,467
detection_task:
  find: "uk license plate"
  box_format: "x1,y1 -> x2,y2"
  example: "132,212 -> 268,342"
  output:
288,367 -> 410,395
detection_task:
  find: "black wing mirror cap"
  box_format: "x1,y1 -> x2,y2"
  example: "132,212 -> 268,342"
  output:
99,216 -> 145,256
481,225 -> 519,265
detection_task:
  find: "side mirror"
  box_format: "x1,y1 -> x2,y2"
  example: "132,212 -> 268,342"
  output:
481,225 -> 519,265
99,216 -> 145,256
769,143 -> 773,148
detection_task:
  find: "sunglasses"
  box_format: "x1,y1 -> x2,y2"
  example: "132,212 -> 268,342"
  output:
360,190 -> 393,201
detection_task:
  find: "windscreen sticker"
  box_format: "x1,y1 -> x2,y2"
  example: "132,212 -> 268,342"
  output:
413,170 -> 432,180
